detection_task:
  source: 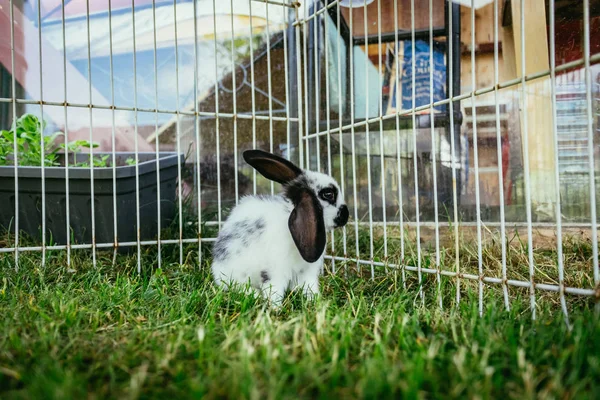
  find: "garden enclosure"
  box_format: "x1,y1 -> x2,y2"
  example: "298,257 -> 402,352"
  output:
0,0 -> 599,326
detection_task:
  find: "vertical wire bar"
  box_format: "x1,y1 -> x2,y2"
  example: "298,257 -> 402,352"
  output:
109,0 -> 119,264
294,5 -> 304,170
323,2 -> 335,273
212,0 -> 223,229
283,4 -> 291,163
36,0 -> 46,268
131,0 -> 143,272
429,0 -> 442,308
61,0 -> 72,266
336,0 -> 348,272
393,0 -> 406,287
108,0 -> 119,267
377,0 -> 388,269
548,0 -> 570,327
519,0 -> 537,320
174,0 -> 184,265
470,0 -> 484,316
348,0 -> 361,272
193,0 -> 202,267
410,0 -> 423,300
313,2 -> 323,275
266,2 -> 275,195
313,1 -> 322,175
230,0 -> 239,204
9,0 -> 19,269
493,0 -> 510,309
152,0 -> 163,269
363,0 -> 375,279
249,0 -> 258,194
448,0 -> 461,305
303,3 -> 310,171
583,0 -> 599,296
86,0 -> 97,267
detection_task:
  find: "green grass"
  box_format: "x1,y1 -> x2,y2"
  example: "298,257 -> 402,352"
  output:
1,234 -> 599,399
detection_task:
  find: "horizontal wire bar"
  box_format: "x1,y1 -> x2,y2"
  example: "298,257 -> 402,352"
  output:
362,221 -> 600,229
251,0 -> 298,8
0,98 -> 298,122
2,237 -> 594,297
201,220 -> 600,229
0,237 -> 216,253
324,255 -> 597,297
303,53 -> 600,139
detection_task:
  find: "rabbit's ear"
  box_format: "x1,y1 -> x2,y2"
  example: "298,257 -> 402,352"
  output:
243,149 -> 302,185
288,188 -> 326,263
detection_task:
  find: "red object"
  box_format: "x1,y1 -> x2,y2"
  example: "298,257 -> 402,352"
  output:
552,16 -> 600,73
0,1 -> 27,85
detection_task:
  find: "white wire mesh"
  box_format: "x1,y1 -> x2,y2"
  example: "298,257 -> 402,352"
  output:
0,0 -> 598,323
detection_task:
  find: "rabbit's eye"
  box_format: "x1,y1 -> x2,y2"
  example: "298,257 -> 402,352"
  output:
320,188 -> 336,203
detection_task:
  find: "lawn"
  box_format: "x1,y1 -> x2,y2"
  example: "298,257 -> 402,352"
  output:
1,231 -> 599,399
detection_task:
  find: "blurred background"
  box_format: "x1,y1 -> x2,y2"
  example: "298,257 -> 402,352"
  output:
1,0 -> 599,227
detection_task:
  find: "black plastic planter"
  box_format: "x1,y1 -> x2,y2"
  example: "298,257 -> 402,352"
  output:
0,152 -> 184,248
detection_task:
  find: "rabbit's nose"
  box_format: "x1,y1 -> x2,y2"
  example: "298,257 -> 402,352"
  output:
334,205 -> 349,228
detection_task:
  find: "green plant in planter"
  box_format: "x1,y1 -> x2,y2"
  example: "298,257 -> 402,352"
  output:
0,114 -> 136,168
0,114 -> 66,166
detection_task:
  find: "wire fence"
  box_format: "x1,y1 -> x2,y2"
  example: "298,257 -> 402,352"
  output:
0,0 -> 598,326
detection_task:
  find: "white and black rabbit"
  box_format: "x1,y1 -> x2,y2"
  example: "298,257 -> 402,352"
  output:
211,149 -> 349,307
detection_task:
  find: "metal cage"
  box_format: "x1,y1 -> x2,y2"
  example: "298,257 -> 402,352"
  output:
0,0 -> 599,327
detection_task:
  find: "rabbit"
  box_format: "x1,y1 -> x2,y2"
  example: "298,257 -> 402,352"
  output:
211,149 -> 349,307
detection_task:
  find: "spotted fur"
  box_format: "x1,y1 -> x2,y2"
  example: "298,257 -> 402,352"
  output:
211,150 -> 349,307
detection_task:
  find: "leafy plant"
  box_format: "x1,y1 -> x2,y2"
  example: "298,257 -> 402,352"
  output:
0,114 -> 64,166
71,154 -> 111,168
0,114 -> 136,168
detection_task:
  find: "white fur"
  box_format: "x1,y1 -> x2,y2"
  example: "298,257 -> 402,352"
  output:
303,170 -> 344,230
211,170 -> 345,307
